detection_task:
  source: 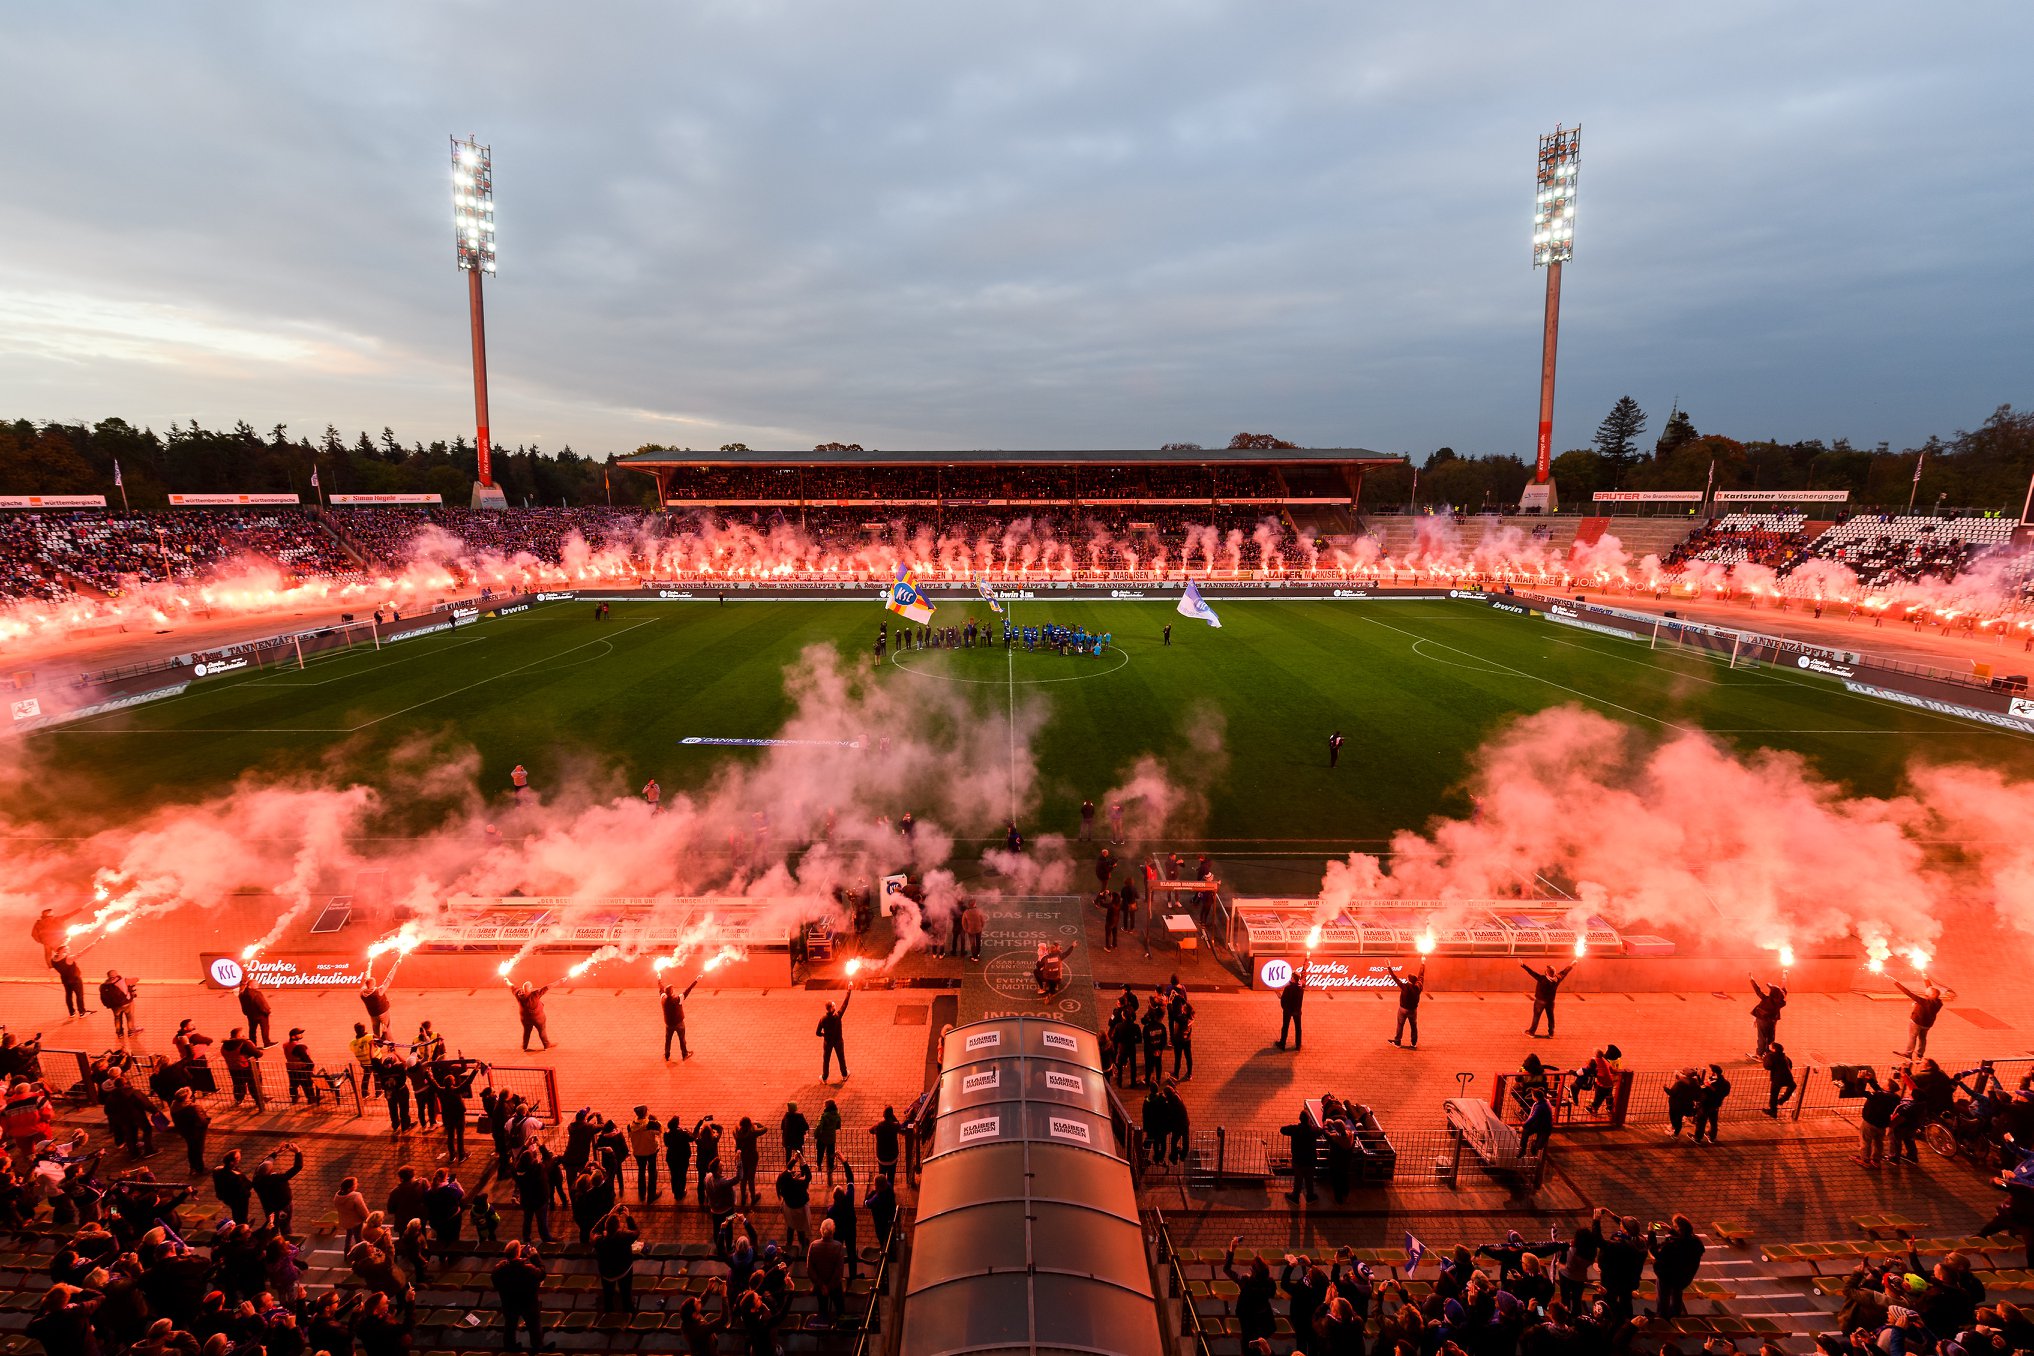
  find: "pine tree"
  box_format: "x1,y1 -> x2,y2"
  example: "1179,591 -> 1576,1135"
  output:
1593,396 -> 1648,482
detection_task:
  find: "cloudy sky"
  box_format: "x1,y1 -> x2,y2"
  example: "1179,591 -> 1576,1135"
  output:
0,3 -> 2027,460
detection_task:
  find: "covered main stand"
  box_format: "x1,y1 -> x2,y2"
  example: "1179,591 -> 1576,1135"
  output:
900,1017 -> 1164,1356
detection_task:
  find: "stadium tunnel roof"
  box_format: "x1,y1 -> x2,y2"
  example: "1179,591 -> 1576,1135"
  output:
618,446 -> 1404,470
900,1016 -> 1164,1356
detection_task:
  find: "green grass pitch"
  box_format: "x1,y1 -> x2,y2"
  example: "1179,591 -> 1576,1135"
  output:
24,599 -> 2022,860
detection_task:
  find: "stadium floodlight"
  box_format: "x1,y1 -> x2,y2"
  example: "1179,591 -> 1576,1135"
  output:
1523,123 -> 1579,515
1532,125 -> 1579,268
451,135 -> 505,507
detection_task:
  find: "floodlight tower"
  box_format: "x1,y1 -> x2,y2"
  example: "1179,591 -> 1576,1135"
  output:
452,135 -> 507,509
1521,124 -> 1579,515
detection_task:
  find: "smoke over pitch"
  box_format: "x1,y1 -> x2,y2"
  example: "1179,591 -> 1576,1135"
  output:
0,640 -> 1221,974
1315,704 -> 2034,961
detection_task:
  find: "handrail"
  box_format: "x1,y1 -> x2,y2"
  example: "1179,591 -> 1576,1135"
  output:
849,1204 -> 904,1356
1150,1211 -> 1218,1356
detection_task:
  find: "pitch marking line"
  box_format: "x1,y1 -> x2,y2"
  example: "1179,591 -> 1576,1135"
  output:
887,646 -> 1130,686
38,620 -> 655,736
1366,614 -> 1696,734
240,634 -> 491,687
1409,638 -> 1512,675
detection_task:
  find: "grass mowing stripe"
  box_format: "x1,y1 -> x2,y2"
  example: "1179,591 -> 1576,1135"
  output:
16,599 -> 2029,847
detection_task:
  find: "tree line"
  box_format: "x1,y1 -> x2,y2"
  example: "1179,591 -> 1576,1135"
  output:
1,409 -> 2027,514
1358,402 -> 2034,514
0,419 -> 652,510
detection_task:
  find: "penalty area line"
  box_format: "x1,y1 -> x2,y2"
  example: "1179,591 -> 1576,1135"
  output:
1363,613 -> 1696,734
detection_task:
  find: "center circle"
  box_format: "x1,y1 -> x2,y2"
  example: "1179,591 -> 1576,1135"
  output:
888,644 -> 1130,685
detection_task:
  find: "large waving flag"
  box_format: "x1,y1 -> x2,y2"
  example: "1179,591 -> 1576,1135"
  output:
887,564 -> 935,624
1177,579 -> 1221,628
974,575 -> 1004,614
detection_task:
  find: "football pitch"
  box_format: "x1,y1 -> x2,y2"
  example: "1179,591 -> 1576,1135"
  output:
24,599 -> 2026,857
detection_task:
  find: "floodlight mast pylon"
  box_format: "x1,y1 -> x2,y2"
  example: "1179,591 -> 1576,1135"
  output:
1523,124 -> 1578,515
451,135 -> 505,509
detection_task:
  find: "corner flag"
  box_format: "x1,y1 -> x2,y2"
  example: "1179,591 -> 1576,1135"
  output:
1177,579 -> 1221,628
887,564 -> 935,624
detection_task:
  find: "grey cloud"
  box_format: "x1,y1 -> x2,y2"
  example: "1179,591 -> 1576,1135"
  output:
0,1 -> 2027,458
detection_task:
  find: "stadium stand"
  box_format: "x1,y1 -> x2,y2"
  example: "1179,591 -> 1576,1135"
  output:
1794,514 -> 2017,588
1664,514 -> 1813,572
0,509 -> 363,601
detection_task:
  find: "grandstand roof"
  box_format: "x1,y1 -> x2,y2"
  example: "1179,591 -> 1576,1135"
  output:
618,446 -> 1403,470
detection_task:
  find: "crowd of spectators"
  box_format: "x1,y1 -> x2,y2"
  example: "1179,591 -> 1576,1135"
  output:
4,1019 -> 912,1356
0,510 -> 361,602
1662,512 -> 2026,593
1664,514 -> 1813,573
1794,515 -> 2016,589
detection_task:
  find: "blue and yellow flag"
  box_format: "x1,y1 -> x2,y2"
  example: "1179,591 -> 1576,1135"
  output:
974,576 -> 1004,614
886,564 -> 935,624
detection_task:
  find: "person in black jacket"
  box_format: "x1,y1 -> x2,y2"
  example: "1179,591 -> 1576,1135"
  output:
1749,976 -> 1788,1057
1523,961 -> 1576,1037
1894,979 -> 1944,1059
168,1089 -> 208,1176
282,1028 -> 320,1106
1223,1240 -> 1279,1346
1596,1215 -> 1646,1320
212,1149 -> 253,1224
1762,1043 -> 1798,1117
660,977 -> 699,1060
237,976 -> 274,1046
1855,1068 -> 1900,1167
1140,998 -> 1169,1087
1648,1215 -> 1705,1319
863,1173 -> 897,1252
1170,990 -> 1195,1080
1280,1258 -> 1330,1353
1694,1063 -> 1731,1145
251,1143 -> 303,1234
49,948 -> 89,1016
1276,966 -> 1306,1051
663,1116 -> 695,1201
1280,1112 -> 1319,1203
492,1240 -> 548,1351
508,980 -> 553,1051
816,986 -> 853,1081
1387,962 -> 1426,1048
431,1060 -> 475,1162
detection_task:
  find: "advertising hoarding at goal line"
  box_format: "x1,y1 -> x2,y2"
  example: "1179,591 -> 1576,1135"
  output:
1591,491 -> 1703,503
167,493 -> 301,506
0,495 -> 107,509
329,493 -> 444,505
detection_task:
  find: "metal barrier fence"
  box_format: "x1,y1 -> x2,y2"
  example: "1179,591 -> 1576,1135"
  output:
1177,1123 -> 1546,1194
133,1052 -> 365,1119
1493,1055 -> 2034,1131
33,1049 -> 93,1103
1490,1070 -> 1635,1129
478,1065 -> 559,1125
